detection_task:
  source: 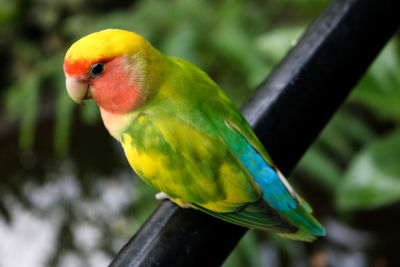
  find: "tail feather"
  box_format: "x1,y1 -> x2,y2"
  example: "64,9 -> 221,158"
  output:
193,199 -> 325,242
193,201 -> 296,235
276,201 -> 325,241
224,123 -> 324,240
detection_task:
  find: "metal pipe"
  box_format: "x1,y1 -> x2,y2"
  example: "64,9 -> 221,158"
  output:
110,0 -> 400,266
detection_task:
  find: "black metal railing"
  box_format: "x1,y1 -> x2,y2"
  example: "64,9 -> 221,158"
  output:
110,0 -> 400,266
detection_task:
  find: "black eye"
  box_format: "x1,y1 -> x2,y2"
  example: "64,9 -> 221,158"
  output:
89,63 -> 105,78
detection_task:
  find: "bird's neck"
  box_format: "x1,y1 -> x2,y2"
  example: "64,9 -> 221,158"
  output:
100,107 -> 138,141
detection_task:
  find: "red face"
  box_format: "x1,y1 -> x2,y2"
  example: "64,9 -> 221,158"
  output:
64,56 -> 142,114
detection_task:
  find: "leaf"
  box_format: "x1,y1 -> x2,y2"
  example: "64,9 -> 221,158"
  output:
54,87 -> 74,157
268,0 -> 329,15
350,38 -> 400,121
0,0 -> 17,24
313,110 -> 376,161
256,26 -> 305,64
161,24 -> 198,65
4,73 -> 40,150
296,147 -> 342,192
336,130 -> 400,212
295,109 -> 376,192
80,100 -> 100,125
211,0 -> 270,87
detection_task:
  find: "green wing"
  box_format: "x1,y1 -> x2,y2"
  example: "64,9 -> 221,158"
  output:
121,112 -> 262,213
121,112 -> 298,234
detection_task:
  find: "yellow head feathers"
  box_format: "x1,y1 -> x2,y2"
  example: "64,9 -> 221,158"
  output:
65,29 -> 147,65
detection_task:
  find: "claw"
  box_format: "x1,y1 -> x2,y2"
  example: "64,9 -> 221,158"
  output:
155,192 -> 192,208
155,192 -> 170,201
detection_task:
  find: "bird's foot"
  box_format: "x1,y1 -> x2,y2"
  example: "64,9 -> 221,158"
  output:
155,192 -> 170,201
155,192 -> 191,208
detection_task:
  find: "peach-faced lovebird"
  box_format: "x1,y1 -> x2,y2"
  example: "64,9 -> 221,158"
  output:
64,29 -> 324,241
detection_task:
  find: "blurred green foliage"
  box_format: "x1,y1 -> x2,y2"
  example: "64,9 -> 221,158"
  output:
1,0 -> 400,266
296,38 -> 400,213
337,131 -> 400,211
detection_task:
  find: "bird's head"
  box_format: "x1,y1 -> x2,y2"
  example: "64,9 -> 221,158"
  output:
64,29 -> 158,114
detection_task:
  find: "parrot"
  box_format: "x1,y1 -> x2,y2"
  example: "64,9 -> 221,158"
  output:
63,29 -> 325,241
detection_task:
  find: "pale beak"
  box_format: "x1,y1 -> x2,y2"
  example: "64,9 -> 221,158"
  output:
65,76 -> 91,104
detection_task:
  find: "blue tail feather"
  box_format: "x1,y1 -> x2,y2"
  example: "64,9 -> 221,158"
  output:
228,129 -> 325,239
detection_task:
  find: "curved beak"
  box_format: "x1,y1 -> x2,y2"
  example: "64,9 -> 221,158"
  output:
65,76 -> 91,104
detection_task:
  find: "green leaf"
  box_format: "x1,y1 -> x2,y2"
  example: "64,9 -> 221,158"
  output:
336,130 -> 400,212
80,100 -> 100,125
256,26 -> 305,64
54,87 -> 74,157
4,73 -> 40,150
313,110 -> 376,161
296,147 -> 342,192
19,75 -> 39,150
0,0 -> 17,24
161,25 -> 198,64
268,0 -> 329,15
350,38 -> 400,121
295,109 -> 376,192
211,0 -> 270,87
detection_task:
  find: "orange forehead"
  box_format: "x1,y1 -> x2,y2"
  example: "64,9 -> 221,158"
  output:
63,56 -> 113,77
